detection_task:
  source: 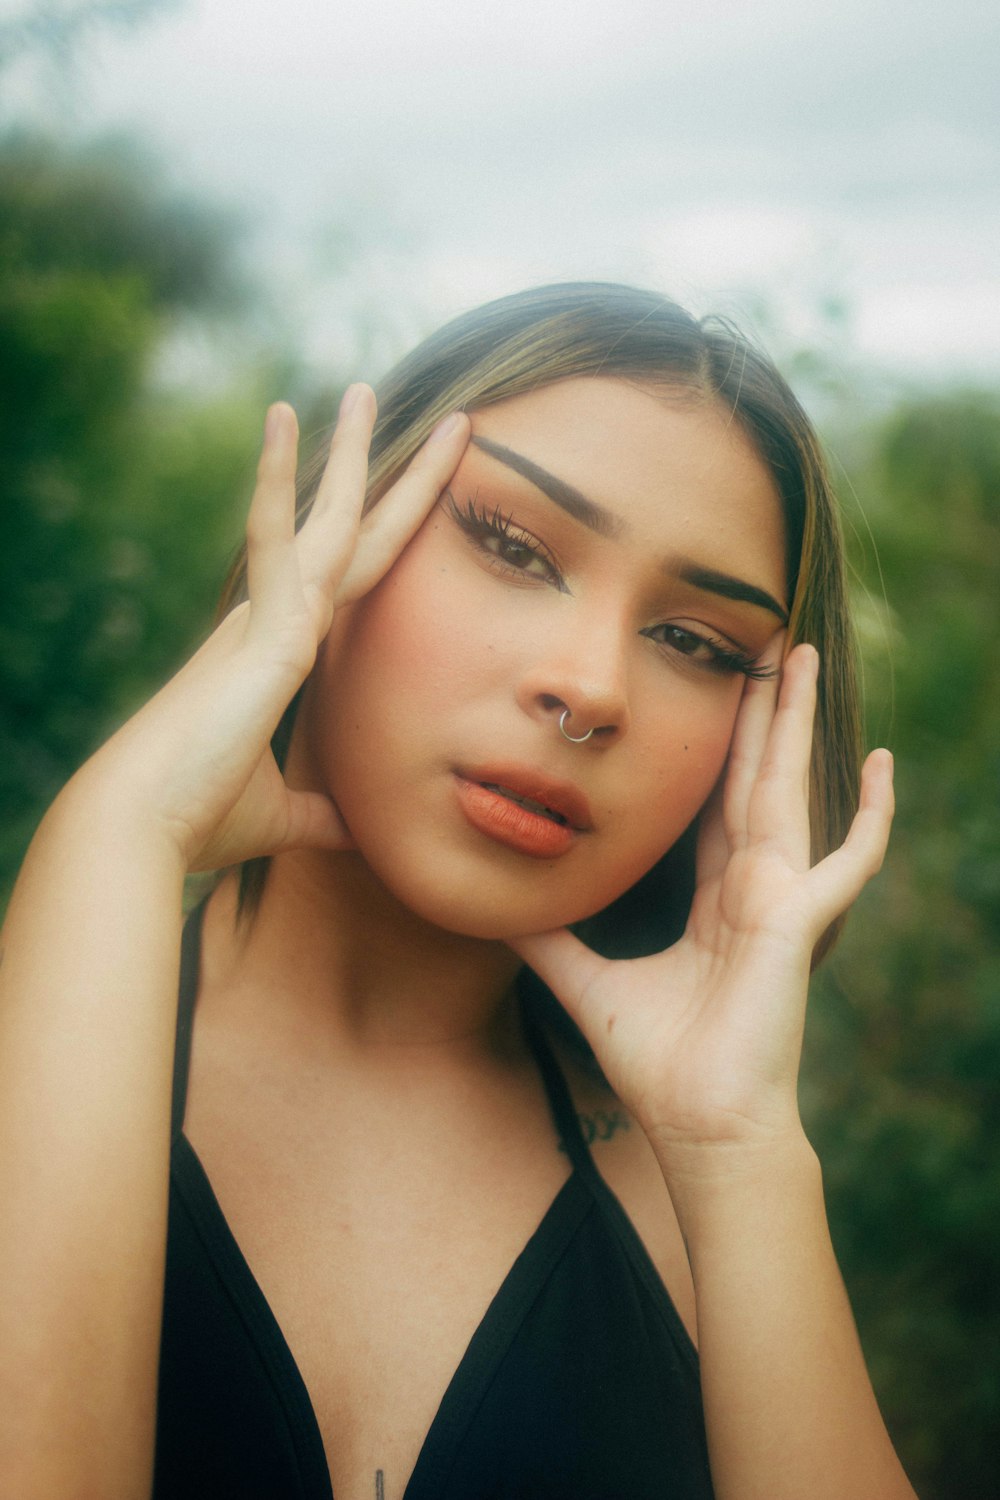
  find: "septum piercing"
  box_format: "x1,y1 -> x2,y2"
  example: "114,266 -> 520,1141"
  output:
559,709 -> 594,744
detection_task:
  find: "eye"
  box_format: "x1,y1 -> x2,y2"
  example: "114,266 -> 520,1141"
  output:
656,625 -> 704,657
487,532 -> 549,577
446,493 -> 564,588
642,622 -> 775,680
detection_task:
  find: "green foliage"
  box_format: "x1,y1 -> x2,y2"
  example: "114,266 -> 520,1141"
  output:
0,130 -> 259,887
1,132 -> 245,312
803,389 -> 1000,1498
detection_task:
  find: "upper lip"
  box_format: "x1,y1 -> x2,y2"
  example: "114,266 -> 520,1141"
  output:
458,764 -> 593,831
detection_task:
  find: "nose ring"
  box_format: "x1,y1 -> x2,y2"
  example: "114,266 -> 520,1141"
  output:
559,709 -> 594,744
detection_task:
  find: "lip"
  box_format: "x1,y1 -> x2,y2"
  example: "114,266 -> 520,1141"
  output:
460,764 -> 593,829
454,765 -> 592,861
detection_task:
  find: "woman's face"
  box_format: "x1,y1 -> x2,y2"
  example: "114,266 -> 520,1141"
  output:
296,376 -> 789,939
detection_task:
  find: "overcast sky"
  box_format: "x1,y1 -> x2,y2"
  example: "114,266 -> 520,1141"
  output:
6,0 -> 999,382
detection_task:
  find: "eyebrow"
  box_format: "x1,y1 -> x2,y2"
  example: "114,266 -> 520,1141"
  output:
470,433 -> 788,623
673,562 -> 789,625
471,435 -> 623,538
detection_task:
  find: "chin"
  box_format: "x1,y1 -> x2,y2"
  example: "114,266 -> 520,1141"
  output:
371,852 -> 644,945
383,882 -> 565,943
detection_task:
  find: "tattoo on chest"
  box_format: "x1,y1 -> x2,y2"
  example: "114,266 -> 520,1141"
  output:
375,1469 -> 385,1500
560,1107 -> 632,1151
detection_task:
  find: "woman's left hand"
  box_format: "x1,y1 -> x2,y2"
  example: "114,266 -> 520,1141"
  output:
509,643 -> 894,1171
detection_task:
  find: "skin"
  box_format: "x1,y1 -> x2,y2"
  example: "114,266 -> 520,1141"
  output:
292,377 -> 788,940
0,376 -> 912,1500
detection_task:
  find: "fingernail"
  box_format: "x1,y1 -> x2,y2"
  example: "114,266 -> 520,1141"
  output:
339,383 -> 362,417
428,411 -> 464,443
265,403 -> 286,443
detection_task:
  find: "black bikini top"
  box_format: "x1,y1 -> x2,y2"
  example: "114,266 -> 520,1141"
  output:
154,901 -> 714,1499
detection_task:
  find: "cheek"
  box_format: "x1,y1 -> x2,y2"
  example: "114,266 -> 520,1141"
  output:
601,686 -> 742,890
649,699 -> 739,811
305,527 -> 488,791
340,541 -> 485,706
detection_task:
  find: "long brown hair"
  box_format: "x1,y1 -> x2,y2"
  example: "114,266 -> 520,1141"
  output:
222,282 -> 861,965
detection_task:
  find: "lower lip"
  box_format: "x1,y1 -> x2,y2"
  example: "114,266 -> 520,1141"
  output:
454,777 -> 577,860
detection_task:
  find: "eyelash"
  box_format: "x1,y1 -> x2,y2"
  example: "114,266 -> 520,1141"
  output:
446,493 -> 777,682
640,625 -> 778,681
446,493 -> 564,588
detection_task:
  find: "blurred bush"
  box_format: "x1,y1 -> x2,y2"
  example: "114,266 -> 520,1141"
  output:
803,388 -> 1000,1496
0,130 -> 270,886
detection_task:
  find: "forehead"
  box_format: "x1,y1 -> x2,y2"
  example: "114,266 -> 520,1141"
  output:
466,376 -> 786,588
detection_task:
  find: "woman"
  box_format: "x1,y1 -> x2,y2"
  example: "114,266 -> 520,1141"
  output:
0,283 -> 915,1499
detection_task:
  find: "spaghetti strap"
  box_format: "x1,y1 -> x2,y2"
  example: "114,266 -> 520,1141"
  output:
519,995 -> 599,1181
170,899 -> 207,1140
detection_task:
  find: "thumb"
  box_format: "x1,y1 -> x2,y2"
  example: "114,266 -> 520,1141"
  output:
508,927 -> 611,1029
269,790 -> 357,856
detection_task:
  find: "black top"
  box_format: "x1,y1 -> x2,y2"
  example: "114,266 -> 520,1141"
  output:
154,903 -> 714,1499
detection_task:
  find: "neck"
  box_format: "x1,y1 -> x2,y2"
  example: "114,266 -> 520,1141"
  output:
204,848 -> 526,1056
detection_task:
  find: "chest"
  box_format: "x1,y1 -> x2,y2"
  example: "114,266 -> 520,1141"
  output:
183,1050 -> 571,1500
162,1124 -> 712,1500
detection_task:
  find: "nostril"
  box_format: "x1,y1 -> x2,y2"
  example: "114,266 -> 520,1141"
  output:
528,685 -> 628,741
559,709 -> 595,744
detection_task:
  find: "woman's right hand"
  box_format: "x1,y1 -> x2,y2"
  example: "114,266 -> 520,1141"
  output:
81,387 -> 471,873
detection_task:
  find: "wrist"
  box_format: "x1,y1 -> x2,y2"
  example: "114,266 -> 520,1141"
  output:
38,762 -> 189,885
650,1127 -> 821,1247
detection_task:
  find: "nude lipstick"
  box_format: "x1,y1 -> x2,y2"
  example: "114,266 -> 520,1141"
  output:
454,767 -> 591,860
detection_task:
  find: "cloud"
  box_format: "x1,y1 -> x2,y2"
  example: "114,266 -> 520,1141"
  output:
34,0 -> 999,375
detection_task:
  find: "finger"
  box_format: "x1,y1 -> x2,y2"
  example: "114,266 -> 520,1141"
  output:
694,773 -> 730,887
721,631 -> 785,845
722,672 -> 780,848
336,411 -> 471,603
804,748 -> 894,932
744,643 -> 818,859
189,789 -> 353,873
245,402 -> 299,608
293,385 -> 379,589
308,383 -> 377,525
508,927 -> 611,1029
274,789 -> 356,855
